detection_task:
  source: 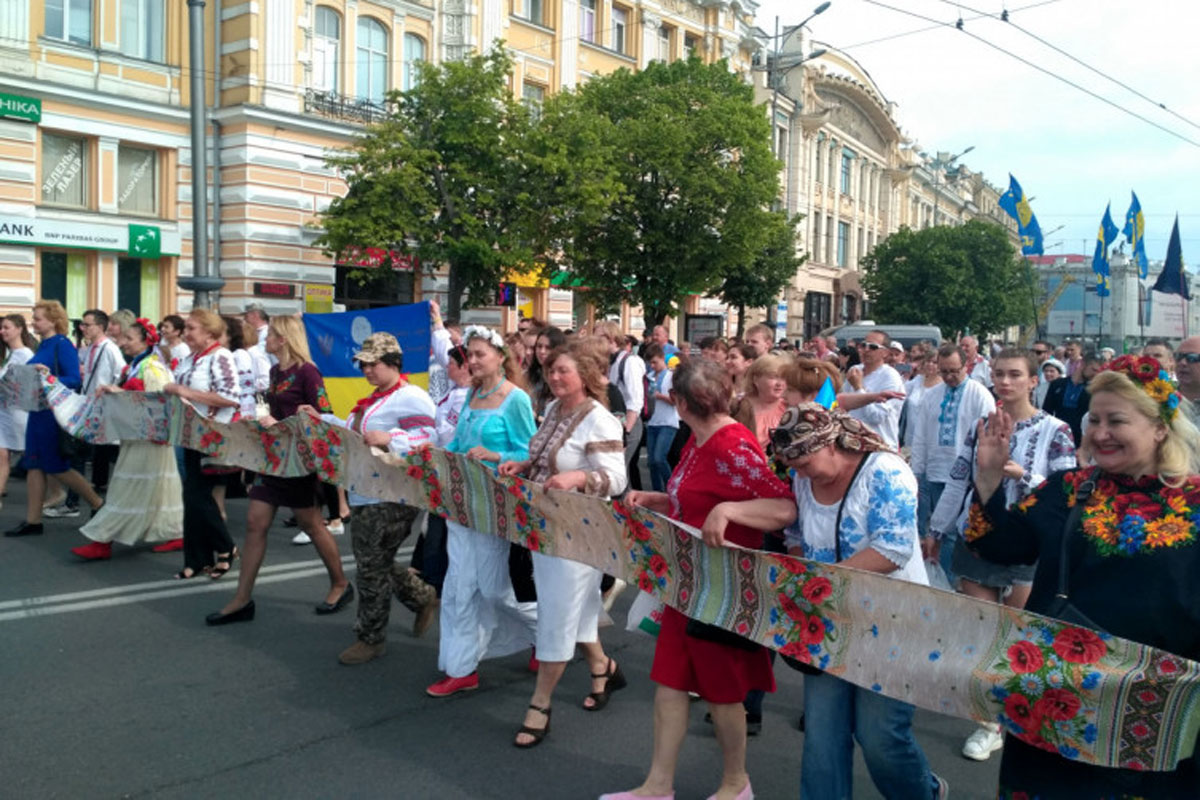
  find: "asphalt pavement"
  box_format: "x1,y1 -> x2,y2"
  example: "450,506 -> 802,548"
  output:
0,476 -> 1000,799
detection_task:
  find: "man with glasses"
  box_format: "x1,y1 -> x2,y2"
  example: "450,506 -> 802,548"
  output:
910,344 -> 995,581
1174,336 -> 1200,424
839,330 -> 906,448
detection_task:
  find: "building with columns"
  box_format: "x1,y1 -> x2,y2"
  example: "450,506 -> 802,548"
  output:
0,0 -> 759,333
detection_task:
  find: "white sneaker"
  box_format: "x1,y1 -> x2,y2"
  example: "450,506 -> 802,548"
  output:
327,519 -> 345,535
291,530 -> 312,545
962,723 -> 1003,761
44,504 -> 81,518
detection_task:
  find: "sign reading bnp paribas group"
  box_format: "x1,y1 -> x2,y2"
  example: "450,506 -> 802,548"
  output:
0,216 -> 181,256
0,92 -> 41,123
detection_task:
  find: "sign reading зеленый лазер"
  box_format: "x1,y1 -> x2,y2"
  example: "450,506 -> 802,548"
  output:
0,93 -> 41,123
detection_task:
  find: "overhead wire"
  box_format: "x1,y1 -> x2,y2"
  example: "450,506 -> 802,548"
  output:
861,0 -> 1200,149
840,0 -> 1060,50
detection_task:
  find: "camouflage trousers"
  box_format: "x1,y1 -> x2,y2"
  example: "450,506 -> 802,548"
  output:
350,503 -> 436,645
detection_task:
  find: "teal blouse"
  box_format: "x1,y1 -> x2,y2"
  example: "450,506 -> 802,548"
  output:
446,387 -> 537,464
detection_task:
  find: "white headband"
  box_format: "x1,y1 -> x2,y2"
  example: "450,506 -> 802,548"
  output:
463,325 -> 506,352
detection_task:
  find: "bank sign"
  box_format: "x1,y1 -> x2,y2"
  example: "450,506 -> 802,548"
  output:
0,92 -> 41,123
0,217 -> 181,256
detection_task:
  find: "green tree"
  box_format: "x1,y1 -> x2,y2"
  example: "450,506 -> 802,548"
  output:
859,220 -> 1029,338
715,212 -> 804,338
555,58 -> 782,325
317,47 -> 586,318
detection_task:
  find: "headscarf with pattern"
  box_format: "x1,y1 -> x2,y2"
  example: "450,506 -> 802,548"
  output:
770,402 -> 893,462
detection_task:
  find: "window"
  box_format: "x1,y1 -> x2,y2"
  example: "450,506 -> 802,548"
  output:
402,33 -> 426,91
514,0 -> 543,26
45,0 -> 91,45
313,7 -> 340,92
611,6 -> 627,53
335,266 -> 414,310
837,221 -> 849,267
117,145 -> 157,215
579,0 -> 596,43
684,35 -> 698,59
41,251 -> 88,317
803,291 -> 832,340
841,294 -> 857,323
120,0 -> 163,61
42,132 -> 88,208
825,214 -> 833,263
657,25 -> 671,61
840,149 -> 853,195
814,137 -> 824,184
356,18 -> 388,105
522,82 -> 545,111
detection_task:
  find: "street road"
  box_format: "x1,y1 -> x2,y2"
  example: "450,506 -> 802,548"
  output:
0,477 -> 999,799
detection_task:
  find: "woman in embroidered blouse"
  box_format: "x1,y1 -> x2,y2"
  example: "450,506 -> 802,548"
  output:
204,316 -> 352,624
772,403 -> 945,800
603,359 -> 795,800
163,309 -> 240,579
0,314 -> 36,505
6,301 -> 104,538
967,355 -> 1200,797
498,338 -> 629,748
426,326 -> 539,699
69,319 -> 183,560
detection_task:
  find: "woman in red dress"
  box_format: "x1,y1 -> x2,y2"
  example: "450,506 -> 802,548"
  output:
602,359 -> 795,800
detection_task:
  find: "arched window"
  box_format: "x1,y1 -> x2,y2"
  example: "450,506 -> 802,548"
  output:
356,17 -> 388,104
402,33 -> 426,91
313,7 -> 341,92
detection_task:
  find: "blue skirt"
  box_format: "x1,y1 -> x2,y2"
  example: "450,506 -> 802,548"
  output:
22,408 -> 70,473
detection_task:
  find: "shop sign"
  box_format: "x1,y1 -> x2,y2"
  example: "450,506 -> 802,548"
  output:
0,92 -> 41,123
338,246 -> 419,270
304,283 -> 334,314
0,216 -> 180,255
253,282 -> 297,299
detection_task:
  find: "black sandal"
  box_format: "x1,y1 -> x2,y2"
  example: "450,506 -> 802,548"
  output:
582,658 -> 627,711
209,547 -> 238,580
513,703 -> 551,748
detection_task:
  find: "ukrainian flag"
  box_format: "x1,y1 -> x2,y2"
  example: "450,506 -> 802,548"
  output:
1091,204 -> 1120,284
303,302 -> 432,417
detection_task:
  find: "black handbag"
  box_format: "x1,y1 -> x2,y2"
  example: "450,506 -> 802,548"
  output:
782,453 -> 871,675
1043,475 -> 1107,633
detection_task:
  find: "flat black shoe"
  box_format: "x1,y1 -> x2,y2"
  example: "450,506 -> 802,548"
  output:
283,515 -> 299,528
4,522 -> 44,537
314,584 -> 354,615
206,601 -> 255,626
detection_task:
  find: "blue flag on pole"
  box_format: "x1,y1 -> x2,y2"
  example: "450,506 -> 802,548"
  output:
1123,192 -> 1149,279
999,175 -> 1043,255
1091,204 -> 1120,282
1151,217 -> 1191,300
302,302 -> 432,417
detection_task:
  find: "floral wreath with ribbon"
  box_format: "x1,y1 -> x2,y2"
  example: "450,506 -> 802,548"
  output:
463,324 -> 506,353
1103,354 -> 1181,424
134,317 -> 160,347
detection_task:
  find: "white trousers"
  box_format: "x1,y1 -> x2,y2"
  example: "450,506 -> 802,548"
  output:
532,551 -> 603,662
438,520 -> 538,678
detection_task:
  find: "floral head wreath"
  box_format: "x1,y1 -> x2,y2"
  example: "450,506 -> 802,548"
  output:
1103,354 -> 1181,424
463,325 -> 506,353
134,317 -> 159,347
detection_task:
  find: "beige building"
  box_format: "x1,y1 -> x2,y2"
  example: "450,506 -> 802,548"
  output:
0,0 -> 759,333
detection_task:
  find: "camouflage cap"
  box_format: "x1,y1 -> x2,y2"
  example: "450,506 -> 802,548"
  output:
353,332 -> 402,363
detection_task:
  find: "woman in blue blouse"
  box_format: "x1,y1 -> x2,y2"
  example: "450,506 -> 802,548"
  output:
5,301 -> 104,538
426,325 -> 539,699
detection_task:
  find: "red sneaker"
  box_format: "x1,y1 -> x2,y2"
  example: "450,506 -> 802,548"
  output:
152,538 -> 184,553
425,673 -> 479,697
71,541 -> 113,561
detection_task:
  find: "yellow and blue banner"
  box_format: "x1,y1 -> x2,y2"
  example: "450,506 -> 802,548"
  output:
998,174 -> 1043,256
1123,192 -> 1149,279
1092,204 -> 1120,297
303,302 -> 431,417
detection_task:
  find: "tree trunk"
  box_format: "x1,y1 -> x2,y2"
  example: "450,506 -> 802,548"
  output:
446,264 -> 466,320
735,304 -> 746,340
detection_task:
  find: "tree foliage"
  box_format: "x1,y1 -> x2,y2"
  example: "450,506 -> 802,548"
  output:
554,58 -> 782,325
715,212 -> 804,338
859,220 -> 1029,338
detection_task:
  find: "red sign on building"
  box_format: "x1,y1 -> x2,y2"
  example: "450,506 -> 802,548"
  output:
338,246 -> 420,271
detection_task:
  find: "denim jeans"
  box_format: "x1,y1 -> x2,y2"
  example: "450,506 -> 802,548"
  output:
645,425 -> 676,491
800,672 -> 938,800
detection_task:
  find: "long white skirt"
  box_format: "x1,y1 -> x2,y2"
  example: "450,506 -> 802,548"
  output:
438,520 -> 538,678
80,441 -> 183,545
532,551 -> 603,662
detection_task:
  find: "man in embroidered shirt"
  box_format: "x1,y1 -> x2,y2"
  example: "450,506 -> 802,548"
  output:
1175,337 -> 1200,425
959,335 -> 991,387
837,330 -> 907,448
910,344 -> 995,572
79,309 -> 124,493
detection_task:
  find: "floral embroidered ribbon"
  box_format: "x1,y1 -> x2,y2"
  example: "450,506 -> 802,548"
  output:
4,363 -> 1199,773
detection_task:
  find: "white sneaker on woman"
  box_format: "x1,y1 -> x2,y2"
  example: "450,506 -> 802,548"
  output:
962,722 -> 1003,761
291,530 -> 312,545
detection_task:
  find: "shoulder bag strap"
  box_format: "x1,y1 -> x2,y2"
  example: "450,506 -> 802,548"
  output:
833,453 -> 872,562
1056,472 -> 1096,605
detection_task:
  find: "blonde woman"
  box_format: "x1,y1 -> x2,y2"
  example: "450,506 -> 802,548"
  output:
732,353 -> 789,451
206,316 -> 351,625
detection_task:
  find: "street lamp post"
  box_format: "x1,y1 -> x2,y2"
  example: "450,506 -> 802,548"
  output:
930,145 -> 974,225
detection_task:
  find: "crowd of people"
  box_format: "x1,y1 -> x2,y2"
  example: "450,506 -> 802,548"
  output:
3,297 -> 1199,799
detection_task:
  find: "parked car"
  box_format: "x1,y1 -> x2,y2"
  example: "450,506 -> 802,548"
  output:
819,322 -> 943,349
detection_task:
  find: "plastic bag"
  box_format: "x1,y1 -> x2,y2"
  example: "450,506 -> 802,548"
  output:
625,589 -> 664,637
924,558 -> 953,592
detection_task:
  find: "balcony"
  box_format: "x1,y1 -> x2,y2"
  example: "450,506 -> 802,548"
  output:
303,89 -> 390,125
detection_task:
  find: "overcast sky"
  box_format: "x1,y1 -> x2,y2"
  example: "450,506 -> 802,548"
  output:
752,0 -> 1200,265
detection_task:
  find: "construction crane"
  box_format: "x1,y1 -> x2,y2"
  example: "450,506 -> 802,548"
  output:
1020,273 -> 1075,346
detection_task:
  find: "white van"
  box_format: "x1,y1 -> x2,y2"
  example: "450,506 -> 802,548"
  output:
819,322 -> 943,349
